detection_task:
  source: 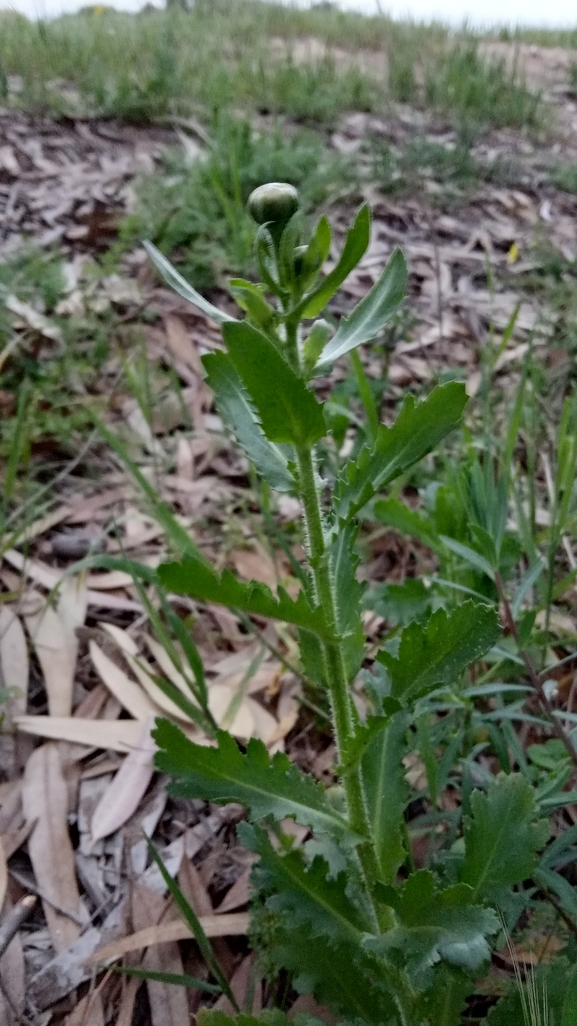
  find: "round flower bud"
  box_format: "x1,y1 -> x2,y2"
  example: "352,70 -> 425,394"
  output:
248,182 -> 299,225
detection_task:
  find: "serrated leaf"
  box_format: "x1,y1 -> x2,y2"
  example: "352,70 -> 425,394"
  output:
144,241 -> 235,325
242,824 -> 397,1024
244,823 -> 371,938
334,383 -> 467,522
361,710 -> 409,884
222,321 -> 326,446
369,872 -> 499,976
154,721 -> 357,840
460,773 -> 549,902
299,205 -> 371,319
272,924 -> 398,1025
414,966 -> 474,1026
317,248 -> 406,367
377,601 -> 499,703
202,351 -> 294,493
158,556 -> 333,638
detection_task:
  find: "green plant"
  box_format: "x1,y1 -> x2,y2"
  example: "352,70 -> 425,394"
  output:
122,115 -> 351,288
136,186 -> 577,1023
425,43 -> 541,132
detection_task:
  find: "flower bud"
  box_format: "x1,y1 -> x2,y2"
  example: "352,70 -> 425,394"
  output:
248,182 -> 299,225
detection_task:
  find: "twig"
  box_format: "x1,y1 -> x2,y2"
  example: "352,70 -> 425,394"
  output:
495,571 -> 577,767
0,894 -> 37,960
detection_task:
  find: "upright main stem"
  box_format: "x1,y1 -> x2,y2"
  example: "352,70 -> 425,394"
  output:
284,324 -> 373,855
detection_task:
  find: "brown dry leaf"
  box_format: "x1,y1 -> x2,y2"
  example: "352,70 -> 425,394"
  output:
208,683 -> 254,740
15,715 -> 143,753
65,992 -> 105,1026
134,884 -> 189,1026
90,640 -> 156,720
164,314 -> 203,376
216,867 -> 251,913
22,743 -> 87,951
3,549 -> 142,613
87,912 -> 250,965
124,653 -> 194,723
90,719 -> 156,844
231,548 -> 277,589
144,634 -> 195,698
245,697 -> 279,746
213,954 -> 258,1015
24,601 -> 78,717
99,622 -> 139,657
114,976 -> 141,1026
0,606 -> 28,721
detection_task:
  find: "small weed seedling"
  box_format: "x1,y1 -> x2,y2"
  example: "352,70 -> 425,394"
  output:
143,187 -> 577,1025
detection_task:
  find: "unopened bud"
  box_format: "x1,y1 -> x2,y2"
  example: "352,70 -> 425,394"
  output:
248,182 -> 299,225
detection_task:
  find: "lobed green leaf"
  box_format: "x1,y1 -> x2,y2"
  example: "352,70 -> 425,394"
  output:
377,600 -> 500,703
460,772 -> 549,903
154,721 -> 358,841
157,555 -> 333,638
369,871 -> 499,977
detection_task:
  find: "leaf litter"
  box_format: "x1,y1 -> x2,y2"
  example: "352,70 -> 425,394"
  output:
1,40 -> 577,1025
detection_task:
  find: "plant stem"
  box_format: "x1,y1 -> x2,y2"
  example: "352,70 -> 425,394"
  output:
296,441 -> 379,880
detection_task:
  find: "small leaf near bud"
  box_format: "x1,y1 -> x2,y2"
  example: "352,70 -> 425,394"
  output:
248,182 -> 299,225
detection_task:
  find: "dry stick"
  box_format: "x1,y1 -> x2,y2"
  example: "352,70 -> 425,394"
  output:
495,571 -> 577,767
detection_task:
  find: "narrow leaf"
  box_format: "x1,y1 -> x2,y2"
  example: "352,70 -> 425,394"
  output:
114,965 -> 221,994
335,383 -> 467,522
145,837 -> 239,1009
317,248 -> 407,367
154,720 -> 357,841
158,556 -> 333,639
300,205 -> 371,319
144,241 -> 235,325
222,321 -> 325,446
362,710 -> 409,883
202,351 -> 294,493
373,496 -> 440,549
440,536 -> 495,579
377,601 -> 500,703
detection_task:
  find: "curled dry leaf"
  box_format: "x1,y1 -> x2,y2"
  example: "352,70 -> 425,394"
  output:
22,744 -> 88,951
90,719 -> 157,845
